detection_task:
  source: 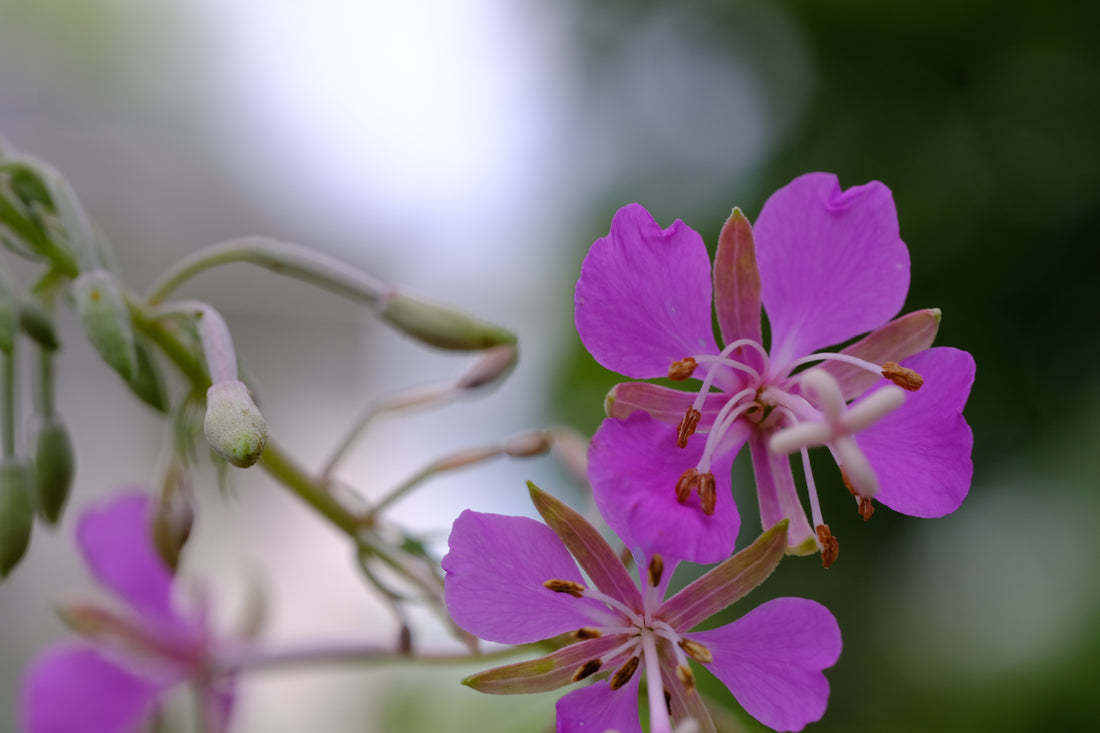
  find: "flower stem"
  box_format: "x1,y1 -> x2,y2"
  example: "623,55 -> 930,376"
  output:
220,639 -> 528,674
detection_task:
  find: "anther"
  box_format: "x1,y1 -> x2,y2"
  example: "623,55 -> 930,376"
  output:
679,638 -> 713,664
816,525 -> 839,569
647,554 -> 664,588
572,627 -> 603,640
698,473 -> 717,516
676,664 -> 696,693
858,496 -> 875,521
676,408 -> 701,448
609,656 -> 640,690
675,468 -> 699,504
664,687 -> 673,715
572,659 -> 602,681
544,579 -> 585,597
882,362 -> 923,391
668,357 -> 698,381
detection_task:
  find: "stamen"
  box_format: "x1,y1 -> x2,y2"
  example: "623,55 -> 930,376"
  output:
698,473 -> 716,516
573,659 -> 602,681
609,656 -> 641,690
544,579 -> 585,598
676,664 -> 696,693
696,387 -> 757,471
858,496 -> 875,521
664,687 -> 673,715
785,352 -> 884,378
801,446 -> 825,530
572,627 -> 603,640
679,638 -> 713,664
675,468 -> 699,504
668,357 -> 697,381
647,555 -> 664,588
676,408 -> 701,448
816,525 -> 839,569
882,361 -> 923,391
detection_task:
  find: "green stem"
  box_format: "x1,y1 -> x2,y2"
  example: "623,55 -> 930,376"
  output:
35,345 -> 53,416
223,639 -> 531,674
257,439 -> 360,537
144,237 -> 388,307
1,349 -> 14,459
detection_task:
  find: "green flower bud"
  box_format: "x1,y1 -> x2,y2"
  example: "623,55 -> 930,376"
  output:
72,270 -> 137,381
0,460 -> 35,578
203,380 -> 267,468
125,337 -> 170,414
32,414 -> 75,525
18,300 -> 59,352
379,291 -> 515,351
151,485 -> 193,572
0,264 -> 16,353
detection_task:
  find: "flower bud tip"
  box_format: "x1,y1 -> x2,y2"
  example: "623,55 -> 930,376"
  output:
203,380 -> 268,468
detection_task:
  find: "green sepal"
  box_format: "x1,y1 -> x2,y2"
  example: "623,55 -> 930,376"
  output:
32,414 -> 75,525
379,291 -> 516,351
463,635 -> 620,695
72,270 -> 137,381
125,336 -> 170,413
18,300 -> 59,351
0,460 -> 35,578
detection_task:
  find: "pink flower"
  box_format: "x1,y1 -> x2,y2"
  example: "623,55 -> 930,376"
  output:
575,173 -> 975,564
21,492 -> 235,733
443,484 -> 841,733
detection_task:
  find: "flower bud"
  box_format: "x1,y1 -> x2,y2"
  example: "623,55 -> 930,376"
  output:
0,264 -> 16,353
18,300 -> 59,352
379,290 -> 515,351
203,380 -> 267,468
0,460 -> 35,578
72,270 -> 137,381
152,485 -> 193,572
125,337 -> 170,414
32,414 -> 75,525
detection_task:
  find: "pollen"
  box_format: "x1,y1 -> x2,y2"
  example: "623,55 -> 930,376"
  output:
676,408 -> 701,448
816,524 -> 839,569
679,638 -> 713,664
573,659 -> 602,681
609,656 -> 640,690
668,357 -> 698,381
543,579 -> 586,597
647,554 -> 664,588
572,627 -> 603,640
882,361 -> 923,391
858,496 -> 875,521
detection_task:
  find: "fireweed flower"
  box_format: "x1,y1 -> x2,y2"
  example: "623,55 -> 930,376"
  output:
443,484 -> 841,733
21,491 -> 236,733
576,173 -> 975,565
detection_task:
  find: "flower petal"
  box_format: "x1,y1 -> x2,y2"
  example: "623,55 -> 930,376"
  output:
605,382 -> 729,430
818,308 -> 941,400
694,598 -> 841,732
658,520 -> 787,631
556,676 -> 642,733
747,432 -> 817,554
464,635 -> 623,694
576,203 -> 720,379
589,414 -> 740,565
657,641 -> 717,733
855,347 -> 975,517
22,645 -> 165,733
442,510 -> 611,644
76,492 -> 177,624
713,207 -> 763,348
755,173 -> 910,366
529,483 -> 642,610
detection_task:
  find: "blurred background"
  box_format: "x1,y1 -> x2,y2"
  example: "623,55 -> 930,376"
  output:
1,0 -> 1098,731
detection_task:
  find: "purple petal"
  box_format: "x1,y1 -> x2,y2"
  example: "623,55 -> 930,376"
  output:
77,492 -> 177,624
606,382 -> 730,430
818,308 -> 941,400
755,173 -> 910,366
658,520 -> 787,632
589,414 -> 741,565
463,635 -> 623,694
694,598 -> 841,732
747,432 -> 817,554
855,347 -> 975,517
22,645 -> 165,733
556,677 -> 642,733
575,203 -> 720,379
713,207 -> 763,348
529,484 -> 642,610
657,641 -> 716,733
442,510 -> 611,644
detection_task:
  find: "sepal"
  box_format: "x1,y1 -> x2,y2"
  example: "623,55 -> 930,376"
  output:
72,270 -> 137,381
379,290 -> 515,351
32,414 -> 75,525
463,636 -> 620,695
0,459 -> 35,577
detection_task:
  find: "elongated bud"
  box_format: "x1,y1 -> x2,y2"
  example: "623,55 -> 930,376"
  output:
32,414 -> 74,525
72,270 -> 137,381
19,300 -> 59,351
379,290 -> 516,351
456,344 -> 517,390
203,380 -> 267,468
0,265 -> 16,353
0,460 -> 35,577
125,337 -> 170,413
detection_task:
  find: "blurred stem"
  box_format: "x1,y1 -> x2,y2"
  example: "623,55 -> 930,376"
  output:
35,344 -> 53,415
257,439 -> 359,537
222,640 -> 530,674
144,237 -> 388,307
1,349 -> 14,459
